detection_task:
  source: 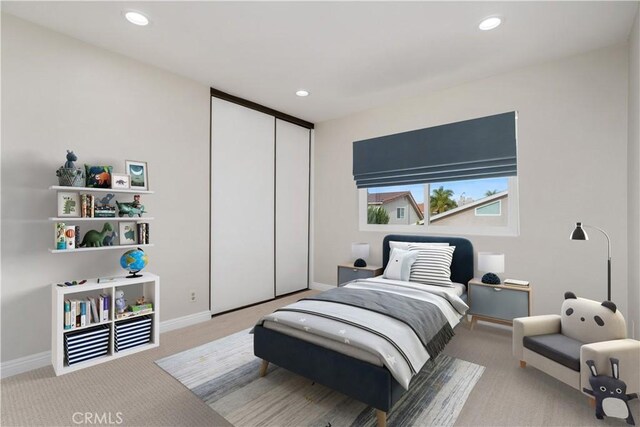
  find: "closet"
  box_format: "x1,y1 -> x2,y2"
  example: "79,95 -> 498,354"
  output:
210,96 -> 311,314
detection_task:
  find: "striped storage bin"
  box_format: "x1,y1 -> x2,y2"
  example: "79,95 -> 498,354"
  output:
64,324 -> 110,366
115,315 -> 152,352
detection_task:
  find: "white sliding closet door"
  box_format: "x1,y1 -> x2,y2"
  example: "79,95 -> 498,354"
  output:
211,98 -> 275,314
275,119 -> 310,296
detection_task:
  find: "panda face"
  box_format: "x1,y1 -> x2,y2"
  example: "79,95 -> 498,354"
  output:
564,303 -> 607,327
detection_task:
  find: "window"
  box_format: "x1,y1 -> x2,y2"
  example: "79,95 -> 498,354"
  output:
475,201 -> 502,216
360,177 -> 519,236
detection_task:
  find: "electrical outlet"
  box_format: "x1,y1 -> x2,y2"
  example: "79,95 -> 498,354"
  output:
190,290 -> 196,302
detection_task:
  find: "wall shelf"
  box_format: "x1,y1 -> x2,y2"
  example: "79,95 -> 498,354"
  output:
49,217 -> 154,222
49,185 -> 154,194
49,244 -> 154,254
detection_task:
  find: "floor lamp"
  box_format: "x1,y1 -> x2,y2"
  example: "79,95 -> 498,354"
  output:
570,222 -> 612,301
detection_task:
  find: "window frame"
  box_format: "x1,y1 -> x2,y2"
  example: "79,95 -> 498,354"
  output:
396,207 -> 406,219
359,176 -> 519,237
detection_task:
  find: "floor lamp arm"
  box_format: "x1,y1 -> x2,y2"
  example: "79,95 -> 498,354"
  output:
585,225 -> 612,301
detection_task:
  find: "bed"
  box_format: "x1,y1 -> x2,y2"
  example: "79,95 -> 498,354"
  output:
253,234 -> 474,427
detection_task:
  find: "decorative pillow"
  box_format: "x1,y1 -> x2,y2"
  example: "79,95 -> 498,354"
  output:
389,241 -> 449,251
383,248 -> 419,281
85,165 -> 113,188
408,244 -> 456,287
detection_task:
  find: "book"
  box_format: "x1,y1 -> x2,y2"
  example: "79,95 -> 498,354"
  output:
144,223 -> 149,244
80,301 -> 87,327
81,194 -> 87,218
75,226 -> 81,248
64,300 -> 71,330
64,225 -> 76,250
70,300 -> 77,329
98,295 -> 105,322
55,223 -> 66,250
89,297 -> 99,323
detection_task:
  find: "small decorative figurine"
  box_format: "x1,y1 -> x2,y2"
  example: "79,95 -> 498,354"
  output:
94,193 -> 117,218
56,150 -> 85,187
98,194 -> 115,207
114,290 -> 127,314
102,230 -> 118,246
79,223 -> 114,247
136,296 -> 146,305
584,358 -> 638,425
116,195 -> 147,217
64,150 -> 77,168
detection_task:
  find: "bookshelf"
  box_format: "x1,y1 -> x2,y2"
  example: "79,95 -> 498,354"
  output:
49,185 -> 154,194
49,244 -> 154,254
51,273 -> 160,376
49,217 -> 154,222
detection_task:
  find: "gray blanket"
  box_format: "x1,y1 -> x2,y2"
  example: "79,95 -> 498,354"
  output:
301,287 -> 454,360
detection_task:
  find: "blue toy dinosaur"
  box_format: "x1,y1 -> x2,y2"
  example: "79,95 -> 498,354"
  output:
102,230 -> 118,246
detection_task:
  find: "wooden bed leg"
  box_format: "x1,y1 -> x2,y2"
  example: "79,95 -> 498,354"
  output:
259,360 -> 269,377
519,360 -> 526,368
375,409 -> 387,427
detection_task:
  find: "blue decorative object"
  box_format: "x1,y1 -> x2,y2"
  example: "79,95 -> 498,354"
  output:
481,272 -> 501,285
120,248 -> 148,278
583,358 -> 637,425
102,231 -> 118,246
64,150 -> 77,169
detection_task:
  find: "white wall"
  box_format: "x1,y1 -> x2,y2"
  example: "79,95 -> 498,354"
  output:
1,14 -> 211,362
314,45 -> 630,318
628,9 -> 640,339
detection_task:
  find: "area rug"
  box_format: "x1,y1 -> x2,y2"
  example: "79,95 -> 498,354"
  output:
156,329 -> 484,427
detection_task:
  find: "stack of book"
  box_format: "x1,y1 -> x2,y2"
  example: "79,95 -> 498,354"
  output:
115,315 -> 152,352
137,223 -> 150,244
80,194 -> 95,218
65,324 -> 110,365
64,294 -> 111,329
55,223 -> 80,250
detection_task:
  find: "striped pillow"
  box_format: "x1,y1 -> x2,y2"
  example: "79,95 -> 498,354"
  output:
408,244 -> 456,287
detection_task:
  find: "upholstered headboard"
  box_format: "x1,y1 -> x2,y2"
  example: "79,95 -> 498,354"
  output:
382,235 -> 474,286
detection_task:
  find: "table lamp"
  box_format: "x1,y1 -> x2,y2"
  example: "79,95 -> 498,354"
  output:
352,243 -> 370,267
478,252 -> 505,284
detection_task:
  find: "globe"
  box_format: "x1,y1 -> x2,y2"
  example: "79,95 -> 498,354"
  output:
120,248 -> 148,278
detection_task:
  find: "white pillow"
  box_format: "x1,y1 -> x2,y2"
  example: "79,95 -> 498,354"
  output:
383,248 -> 419,281
408,245 -> 456,287
389,241 -> 449,251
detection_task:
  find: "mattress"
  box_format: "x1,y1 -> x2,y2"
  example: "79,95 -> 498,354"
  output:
262,277 -> 467,367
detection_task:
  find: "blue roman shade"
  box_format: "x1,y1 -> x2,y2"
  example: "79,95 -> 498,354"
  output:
353,112 -> 517,188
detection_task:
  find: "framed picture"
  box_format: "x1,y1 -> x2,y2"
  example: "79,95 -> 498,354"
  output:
119,222 -> 138,245
111,173 -> 131,190
125,160 -> 148,191
85,165 -> 113,188
57,192 -> 81,217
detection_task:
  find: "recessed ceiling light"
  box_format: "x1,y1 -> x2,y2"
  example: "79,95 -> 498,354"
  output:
296,90 -> 310,97
125,11 -> 149,26
478,16 -> 502,31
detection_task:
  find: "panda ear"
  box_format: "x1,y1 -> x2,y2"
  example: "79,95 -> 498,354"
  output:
601,301 -> 617,313
564,291 -> 577,300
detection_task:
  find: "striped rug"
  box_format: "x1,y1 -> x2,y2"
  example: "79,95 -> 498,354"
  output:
156,329 -> 484,427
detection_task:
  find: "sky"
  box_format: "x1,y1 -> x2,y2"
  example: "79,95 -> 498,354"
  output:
368,177 -> 508,203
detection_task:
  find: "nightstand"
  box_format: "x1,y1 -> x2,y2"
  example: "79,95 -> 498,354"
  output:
337,264 -> 383,286
467,278 -> 531,330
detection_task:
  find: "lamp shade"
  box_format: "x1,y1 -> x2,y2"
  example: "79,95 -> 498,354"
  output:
478,252 -> 504,273
570,222 -> 589,240
351,243 -> 370,261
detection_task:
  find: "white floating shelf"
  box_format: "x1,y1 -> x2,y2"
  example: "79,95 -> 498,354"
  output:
49,217 -> 154,222
49,185 -> 154,194
49,244 -> 154,254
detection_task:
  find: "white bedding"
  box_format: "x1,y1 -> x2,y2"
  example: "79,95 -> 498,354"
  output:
259,277 -> 468,389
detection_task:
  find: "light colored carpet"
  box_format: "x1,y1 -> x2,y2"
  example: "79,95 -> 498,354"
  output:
156,329 -> 484,427
1,289 -> 638,426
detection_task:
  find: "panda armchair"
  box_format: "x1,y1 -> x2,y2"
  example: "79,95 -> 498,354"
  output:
513,292 -> 640,404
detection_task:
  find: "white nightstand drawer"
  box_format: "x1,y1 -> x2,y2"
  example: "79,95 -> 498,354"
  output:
469,284 -> 529,321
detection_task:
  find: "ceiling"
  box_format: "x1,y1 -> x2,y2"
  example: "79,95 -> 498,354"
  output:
3,1 -> 638,123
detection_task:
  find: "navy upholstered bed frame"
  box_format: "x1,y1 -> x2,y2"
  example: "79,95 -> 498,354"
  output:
253,235 -> 473,423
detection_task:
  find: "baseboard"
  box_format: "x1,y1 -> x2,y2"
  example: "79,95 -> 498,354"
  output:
310,282 -> 334,291
1,351 -> 51,379
1,311 -> 212,379
159,310 -> 212,333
